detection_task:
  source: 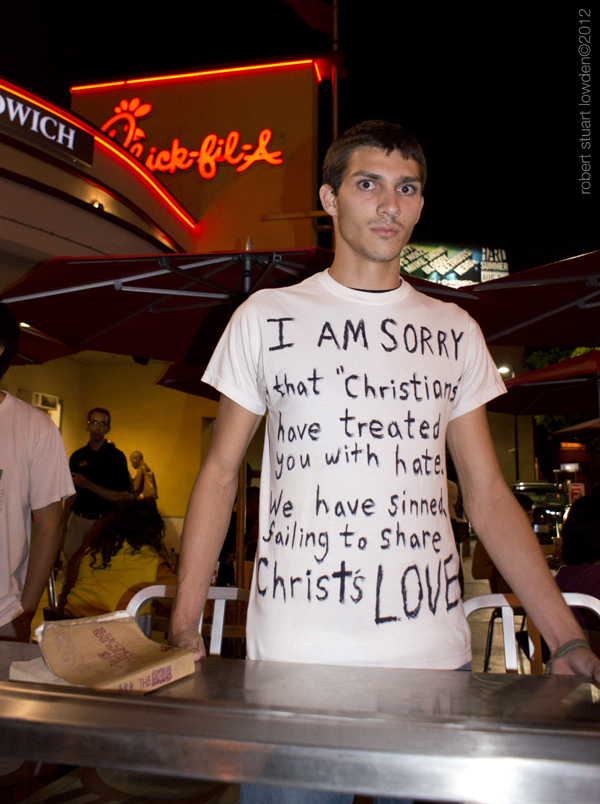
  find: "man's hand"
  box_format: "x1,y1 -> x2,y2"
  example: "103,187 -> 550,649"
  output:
171,628 -> 206,661
71,474 -> 129,502
8,611 -> 34,642
71,472 -> 91,489
551,647 -> 600,683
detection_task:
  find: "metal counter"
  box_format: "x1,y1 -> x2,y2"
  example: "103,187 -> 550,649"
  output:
1,643 -> 599,803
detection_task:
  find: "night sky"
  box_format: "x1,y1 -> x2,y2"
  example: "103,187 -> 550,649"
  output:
0,2 -> 595,273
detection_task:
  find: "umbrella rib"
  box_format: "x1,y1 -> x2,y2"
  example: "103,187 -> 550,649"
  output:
161,259 -> 238,295
486,285 -> 600,342
250,261 -> 278,293
515,385 -> 569,415
117,285 -> 230,300
412,283 -> 480,300
143,300 -> 230,312
14,351 -> 39,365
75,304 -> 160,347
78,287 -> 231,346
2,255 -> 237,304
470,272 -> 600,292
515,378 -> 590,388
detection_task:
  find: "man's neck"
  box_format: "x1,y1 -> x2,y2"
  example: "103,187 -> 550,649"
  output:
328,257 -> 401,291
88,438 -> 105,452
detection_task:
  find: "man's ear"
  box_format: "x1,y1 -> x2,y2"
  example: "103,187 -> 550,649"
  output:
319,184 -> 338,217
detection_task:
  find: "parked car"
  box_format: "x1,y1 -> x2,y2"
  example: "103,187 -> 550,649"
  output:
510,481 -> 569,544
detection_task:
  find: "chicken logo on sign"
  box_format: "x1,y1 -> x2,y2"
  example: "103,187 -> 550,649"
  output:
100,98 -> 283,181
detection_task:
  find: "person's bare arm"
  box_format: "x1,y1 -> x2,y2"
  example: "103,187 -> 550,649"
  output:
71,473 -> 130,502
11,500 -> 64,641
170,395 -> 263,659
61,493 -> 75,540
132,466 -> 144,495
448,405 -> 600,680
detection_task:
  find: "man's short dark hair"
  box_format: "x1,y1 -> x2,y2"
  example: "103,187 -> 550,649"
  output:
322,120 -> 427,195
88,407 -> 111,426
0,303 -> 20,381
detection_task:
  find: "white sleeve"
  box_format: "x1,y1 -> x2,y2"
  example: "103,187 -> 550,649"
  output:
29,418 -> 75,510
202,297 -> 267,416
450,314 -> 506,420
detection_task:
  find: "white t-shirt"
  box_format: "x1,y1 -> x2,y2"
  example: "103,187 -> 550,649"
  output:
204,271 -> 506,668
0,393 -> 75,626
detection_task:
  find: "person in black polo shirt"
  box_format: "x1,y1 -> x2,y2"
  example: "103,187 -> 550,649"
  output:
62,408 -> 130,562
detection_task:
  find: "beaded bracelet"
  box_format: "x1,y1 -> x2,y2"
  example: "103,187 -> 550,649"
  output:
544,638 -> 592,674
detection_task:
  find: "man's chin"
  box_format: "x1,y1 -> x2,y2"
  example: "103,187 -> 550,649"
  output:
358,245 -> 406,264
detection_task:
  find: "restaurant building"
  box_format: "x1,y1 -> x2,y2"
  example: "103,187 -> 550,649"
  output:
0,59 -> 532,535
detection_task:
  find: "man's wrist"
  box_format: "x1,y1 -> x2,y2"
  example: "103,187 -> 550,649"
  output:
545,638 -> 592,674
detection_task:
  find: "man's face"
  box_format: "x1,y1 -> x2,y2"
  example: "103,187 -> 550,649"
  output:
130,453 -> 141,469
87,410 -> 110,444
320,146 -> 424,266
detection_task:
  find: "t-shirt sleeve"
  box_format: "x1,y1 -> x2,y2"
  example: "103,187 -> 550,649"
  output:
450,313 -> 506,420
202,297 -> 267,416
30,420 -> 75,511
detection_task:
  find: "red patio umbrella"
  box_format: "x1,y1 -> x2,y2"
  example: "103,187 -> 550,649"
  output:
0,249 -> 339,364
487,351 -> 600,418
12,326 -> 79,366
463,250 -> 600,347
553,419 -> 600,435
0,248 -> 489,366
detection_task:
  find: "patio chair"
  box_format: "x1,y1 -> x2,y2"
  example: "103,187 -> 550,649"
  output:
125,584 -> 250,656
464,592 -> 600,673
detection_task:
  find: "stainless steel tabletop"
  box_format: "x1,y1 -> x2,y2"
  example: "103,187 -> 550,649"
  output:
1,643 -> 599,804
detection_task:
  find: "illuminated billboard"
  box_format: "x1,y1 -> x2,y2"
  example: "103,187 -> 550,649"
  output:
400,244 -> 509,287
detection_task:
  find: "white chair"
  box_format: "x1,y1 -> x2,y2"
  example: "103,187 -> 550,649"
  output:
125,584 -> 250,656
464,592 -> 600,673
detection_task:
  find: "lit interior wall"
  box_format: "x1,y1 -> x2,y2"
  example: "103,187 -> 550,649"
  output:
2,356 -> 219,518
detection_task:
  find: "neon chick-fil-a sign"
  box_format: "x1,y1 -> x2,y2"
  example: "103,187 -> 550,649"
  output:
100,98 -> 283,180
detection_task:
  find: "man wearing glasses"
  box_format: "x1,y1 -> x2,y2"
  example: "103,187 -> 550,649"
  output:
62,408 -> 130,562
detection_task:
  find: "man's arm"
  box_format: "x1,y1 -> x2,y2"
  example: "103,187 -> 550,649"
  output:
447,405 -> 600,680
61,493 -> 75,541
71,473 -> 131,502
170,395 -> 262,659
12,500 -> 65,641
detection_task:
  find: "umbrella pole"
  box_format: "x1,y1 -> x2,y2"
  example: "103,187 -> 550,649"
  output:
514,414 -> 520,482
236,460 -> 247,588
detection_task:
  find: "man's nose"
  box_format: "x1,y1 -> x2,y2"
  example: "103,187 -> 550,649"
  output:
377,187 -> 400,218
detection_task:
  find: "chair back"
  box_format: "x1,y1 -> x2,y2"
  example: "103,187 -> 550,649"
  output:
464,592 -> 600,673
125,585 -> 250,656
464,593 -> 522,671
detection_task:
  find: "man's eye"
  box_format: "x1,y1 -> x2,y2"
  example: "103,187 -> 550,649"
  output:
358,180 -> 374,189
399,184 -> 416,194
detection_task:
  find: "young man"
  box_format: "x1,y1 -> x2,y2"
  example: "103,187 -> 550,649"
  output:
172,120 -> 600,801
0,303 -> 74,642
63,408 -> 130,561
